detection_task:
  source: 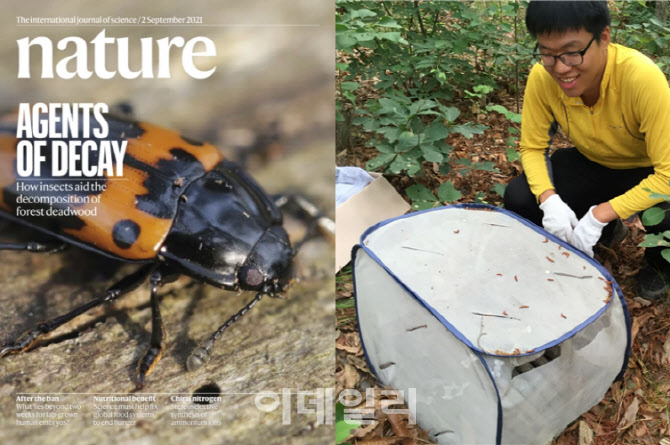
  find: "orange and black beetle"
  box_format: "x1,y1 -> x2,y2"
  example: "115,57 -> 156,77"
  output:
0,111 -> 321,388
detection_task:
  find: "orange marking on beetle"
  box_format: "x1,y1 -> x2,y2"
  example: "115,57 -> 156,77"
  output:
561,252 -> 570,258
0,136 -> 18,211
62,166 -> 173,260
561,313 -> 567,319
453,229 -> 460,234
496,273 -> 503,277
514,275 -> 518,282
546,256 -> 555,263
526,348 -> 535,353
547,278 -> 554,282
519,305 -> 529,309
503,311 -> 509,316
127,122 -> 223,172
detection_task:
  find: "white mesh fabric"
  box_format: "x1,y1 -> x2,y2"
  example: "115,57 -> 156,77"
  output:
355,249 -> 499,444
354,206 -> 630,445
362,207 -> 613,354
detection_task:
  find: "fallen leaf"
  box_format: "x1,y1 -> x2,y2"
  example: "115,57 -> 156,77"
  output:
663,329 -> 670,365
578,420 -> 594,445
617,397 -> 639,431
337,364 -> 360,390
633,297 -> 652,307
387,413 -> 413,439
336,331 -> 363,355
631,313 -> 656,345
357,437 -> 402,445
349,421 -> 381,441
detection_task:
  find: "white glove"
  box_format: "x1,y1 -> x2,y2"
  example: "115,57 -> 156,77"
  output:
571,206 -> 608,257
539,194 -> 578,242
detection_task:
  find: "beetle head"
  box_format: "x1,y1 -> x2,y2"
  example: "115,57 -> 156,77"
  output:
237,225 -> 294,294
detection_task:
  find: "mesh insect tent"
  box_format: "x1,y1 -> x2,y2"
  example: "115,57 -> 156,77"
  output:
353,204 -> 631,445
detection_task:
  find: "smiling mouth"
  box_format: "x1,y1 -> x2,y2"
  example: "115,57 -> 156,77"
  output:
559,75 -> 578,88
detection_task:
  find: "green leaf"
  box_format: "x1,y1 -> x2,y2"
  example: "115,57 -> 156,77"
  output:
639,233 -> 670,248
336,298 -> 355,309
336,402 -> 361,444
486,104 -> 522,123
378,98 -> 404,115
455,158 -> 472,167
438,163 -> 451,175
343,91 -> 356,106
420,144 -> 444,163
661,249 -> 670,265
349,9 -> 377,19
336,34 -> 357,50
412,200 -> 439,211
434,140 -> 453,154
336,62 -> 349,71
424,122 -> 450,142
366,153 -> 395,171
377,126 -> 403,142
336,111 -> 345,122
375,142 -> 395,154
378,16 -> 402,29
437,181 -> 462,202
506,147 -> 520,162
396,131 -> 420,151
491,183 -> 507,198
406,184 -> 437,202
376,32 -> 408,44
341,82 -> 360,91
648,192 -> 670,201
389,151 -> 420,175
440,106 -> 460,122
451,123 -> 486,139
649,17 -> 664,28
641,207 -> 666,226
474,161 -> 500,173
474,191 -> 487,204
351,116 -> 379,131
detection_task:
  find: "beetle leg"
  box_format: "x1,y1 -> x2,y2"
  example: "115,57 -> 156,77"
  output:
0,263 -> 156,358
273,194 -> 335,248
0,241 -> 68,253
186,292 -> 264,372
136,269 -> 168,390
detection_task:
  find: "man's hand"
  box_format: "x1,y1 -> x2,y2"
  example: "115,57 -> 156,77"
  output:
571,206 -> 608,257
539,194 -> 578,242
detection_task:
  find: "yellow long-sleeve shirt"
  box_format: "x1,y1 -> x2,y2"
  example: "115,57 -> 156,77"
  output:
519,43 -> 670,219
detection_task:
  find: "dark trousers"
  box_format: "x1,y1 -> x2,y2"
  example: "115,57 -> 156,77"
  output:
504,147 -> 670,267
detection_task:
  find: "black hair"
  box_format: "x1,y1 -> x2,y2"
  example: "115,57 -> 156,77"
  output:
526,1 -> 611,41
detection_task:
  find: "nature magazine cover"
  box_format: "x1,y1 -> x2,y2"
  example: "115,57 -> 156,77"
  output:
0,1 -> 334,444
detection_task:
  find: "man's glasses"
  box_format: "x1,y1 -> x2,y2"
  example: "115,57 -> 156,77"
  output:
533,37 -> 595,67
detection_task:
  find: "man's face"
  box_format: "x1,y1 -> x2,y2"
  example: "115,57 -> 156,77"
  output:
536,27 -> 610,104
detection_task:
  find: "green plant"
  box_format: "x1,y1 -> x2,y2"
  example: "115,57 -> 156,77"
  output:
335,401 -> 361,444
354,94 -> 486,176
612,1 -> 670,77
639,188 -> 670,262
406,181 -> 462,210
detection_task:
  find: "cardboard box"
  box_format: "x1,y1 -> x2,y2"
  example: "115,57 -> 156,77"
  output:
336,172 -> 410,271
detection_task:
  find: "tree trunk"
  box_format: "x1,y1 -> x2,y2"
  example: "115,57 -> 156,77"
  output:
655,0 -> 668,23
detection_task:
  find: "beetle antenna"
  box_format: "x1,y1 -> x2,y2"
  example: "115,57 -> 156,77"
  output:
186,291 -> 264,372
